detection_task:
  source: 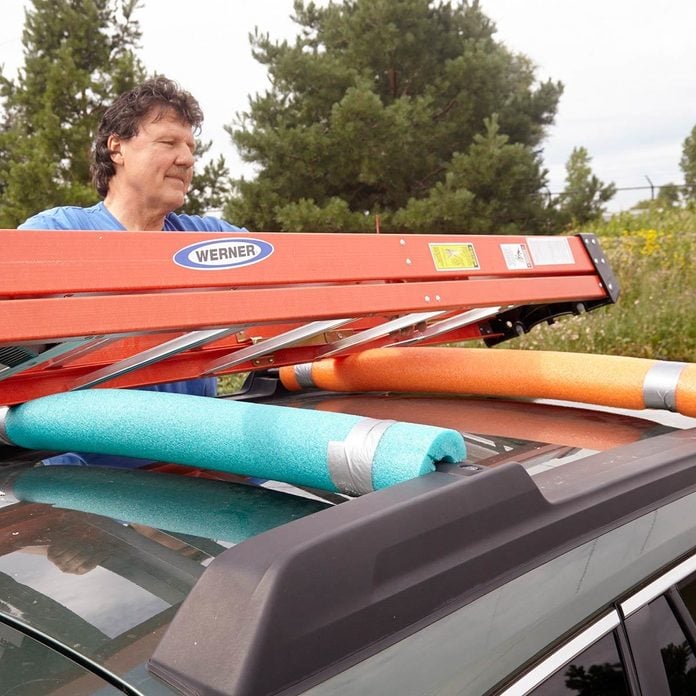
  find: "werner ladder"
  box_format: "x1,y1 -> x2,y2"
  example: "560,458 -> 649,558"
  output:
0,229 -> 618,406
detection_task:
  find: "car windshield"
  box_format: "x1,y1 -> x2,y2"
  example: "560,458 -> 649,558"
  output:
0,459 -> 331,692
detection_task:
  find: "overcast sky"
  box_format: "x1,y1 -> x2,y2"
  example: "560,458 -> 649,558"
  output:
2,0 -> 695,212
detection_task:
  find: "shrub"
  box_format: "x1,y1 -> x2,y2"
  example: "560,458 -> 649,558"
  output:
508,208 -> 695,361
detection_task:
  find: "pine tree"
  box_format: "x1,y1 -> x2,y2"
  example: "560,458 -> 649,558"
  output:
680,125 -> 696,201
557,147 -> 616,226
185,140 -> 233,216
225,0 -> 563,233
0,0 -> 148,227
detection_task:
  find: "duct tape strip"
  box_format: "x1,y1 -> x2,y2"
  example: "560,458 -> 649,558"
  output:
293,363 -> 316,389
643,361 -> 688,411
0,407 -> 11,446
327,418 -> 396,496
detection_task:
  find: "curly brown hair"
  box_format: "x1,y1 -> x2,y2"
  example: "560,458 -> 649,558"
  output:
91,76 -> 204,197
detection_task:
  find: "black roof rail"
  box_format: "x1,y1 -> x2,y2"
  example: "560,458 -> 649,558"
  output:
150,427 -> 696,696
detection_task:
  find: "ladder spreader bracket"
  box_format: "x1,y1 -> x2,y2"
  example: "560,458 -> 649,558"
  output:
393,307 -> 504,347
318,311 -> 447,357
202,319 -> 355,374
71,327 -> 246,391
0,230 -> 618,405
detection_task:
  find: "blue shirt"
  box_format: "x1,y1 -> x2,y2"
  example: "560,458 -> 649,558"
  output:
19,201 -> 244,397
20,202 -> 245,467
19,201 -> 244,233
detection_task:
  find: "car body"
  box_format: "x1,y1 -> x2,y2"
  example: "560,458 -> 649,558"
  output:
0,376 -> 695,696
2,227 -> 694,694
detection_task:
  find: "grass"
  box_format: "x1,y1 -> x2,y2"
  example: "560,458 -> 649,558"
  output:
509,206 -> 696,362
217,372 -> 250,396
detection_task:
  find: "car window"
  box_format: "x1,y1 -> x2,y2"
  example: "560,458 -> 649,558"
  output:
677,574 -> 696,625
527,631 -> 629,695
303,489 -> 696,696
649,595 -> 696,695
0,620 -> 122,695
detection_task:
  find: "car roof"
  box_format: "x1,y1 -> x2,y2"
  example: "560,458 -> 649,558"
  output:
148,388 -> 696,695
1,383 -> 694,695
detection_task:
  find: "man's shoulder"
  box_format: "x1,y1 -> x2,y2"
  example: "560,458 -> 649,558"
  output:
165,213 -> 246,233
17,203 -> 110,230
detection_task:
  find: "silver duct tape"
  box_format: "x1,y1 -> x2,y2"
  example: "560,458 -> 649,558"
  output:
643,361 -> 688,411
294,363 -> 316,389
0,407 -> 11,446
327,418 -> 396,496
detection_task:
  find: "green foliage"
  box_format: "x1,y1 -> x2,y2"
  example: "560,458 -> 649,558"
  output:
656,182 -> 681,208
183,139 -> 233,216
581,204 -> 696,236
276,197 -> 375,232
632,184 -> 683,211
680,124 -> 696,201
507,207 -> 696,362
225,0 -> 562,233
0,0 -> 146,228
556,146 -> 616,226
392,116 -> 553,233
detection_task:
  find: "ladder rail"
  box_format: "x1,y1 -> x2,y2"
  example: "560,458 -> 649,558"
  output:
1,230 -> 601,296
0,274 -> 608,343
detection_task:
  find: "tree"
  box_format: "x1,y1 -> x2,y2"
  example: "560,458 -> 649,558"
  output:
656,183 -> 681,208
185,139 -> 233,216
0,0 -> 146,227
680,125 -> 696,201
225,0 -> 563,233
556,147 -> 616,226
392,116 -> 551,233
0,0 -> 225,227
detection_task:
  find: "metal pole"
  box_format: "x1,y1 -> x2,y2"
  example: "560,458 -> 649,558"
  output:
645,175 -> 655,200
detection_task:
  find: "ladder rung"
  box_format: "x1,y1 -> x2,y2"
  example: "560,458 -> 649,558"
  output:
0,339 -> 107,382
319,311 -> 447,357
72,328 -> 245,390
203,319 -> 355,374
392,307 -> 505,346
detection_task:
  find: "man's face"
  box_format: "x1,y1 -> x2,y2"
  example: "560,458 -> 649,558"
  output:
109,107 -> 196,213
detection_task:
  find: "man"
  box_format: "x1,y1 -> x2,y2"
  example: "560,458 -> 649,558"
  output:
19,78 -> 245,469
21,75 -> 241,235
20,76 -> 244,398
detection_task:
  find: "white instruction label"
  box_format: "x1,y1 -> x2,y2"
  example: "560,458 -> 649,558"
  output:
526,237 -> 574,265
501,243 -> 533,270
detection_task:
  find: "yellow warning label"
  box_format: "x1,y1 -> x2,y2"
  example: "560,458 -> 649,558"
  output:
429,243 -> 480,271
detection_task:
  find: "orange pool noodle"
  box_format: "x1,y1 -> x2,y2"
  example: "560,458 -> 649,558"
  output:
279,348 -> 696,418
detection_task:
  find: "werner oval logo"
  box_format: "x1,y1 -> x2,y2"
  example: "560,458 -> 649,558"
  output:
173,238 -> 274,270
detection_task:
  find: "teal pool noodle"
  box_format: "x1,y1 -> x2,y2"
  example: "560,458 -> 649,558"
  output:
10,466 -> 328,543
3,390 -> 466,494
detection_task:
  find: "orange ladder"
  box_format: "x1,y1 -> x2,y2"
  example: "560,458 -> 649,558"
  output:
0,229 -> 617,405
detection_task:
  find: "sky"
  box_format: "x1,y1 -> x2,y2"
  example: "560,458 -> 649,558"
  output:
1,0 -> 695,212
